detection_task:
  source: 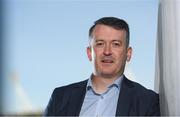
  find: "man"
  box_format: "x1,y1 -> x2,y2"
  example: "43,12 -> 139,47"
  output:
44,17 -> 160,116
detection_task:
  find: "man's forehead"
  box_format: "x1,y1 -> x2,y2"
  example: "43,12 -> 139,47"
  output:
91,27 -> 126,41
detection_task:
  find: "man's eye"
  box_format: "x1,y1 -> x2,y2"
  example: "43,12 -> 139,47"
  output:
112,42 -> 120,47
95,42 -> 104,46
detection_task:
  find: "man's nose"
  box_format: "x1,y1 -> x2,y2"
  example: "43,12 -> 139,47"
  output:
103,45 -> 112,56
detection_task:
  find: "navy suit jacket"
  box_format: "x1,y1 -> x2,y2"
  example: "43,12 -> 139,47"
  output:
44,76 -> 160,116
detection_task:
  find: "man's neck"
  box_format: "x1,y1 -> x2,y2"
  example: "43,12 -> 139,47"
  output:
91,74 -> 122,94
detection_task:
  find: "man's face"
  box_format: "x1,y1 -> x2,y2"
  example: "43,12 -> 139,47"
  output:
87,24 -> 132,78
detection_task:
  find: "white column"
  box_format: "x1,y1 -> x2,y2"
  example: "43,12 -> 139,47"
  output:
155,0 -> 180,115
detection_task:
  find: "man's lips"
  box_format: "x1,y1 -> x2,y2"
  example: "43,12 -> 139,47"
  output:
101,58 -> 114,63
101,60 -> 113,63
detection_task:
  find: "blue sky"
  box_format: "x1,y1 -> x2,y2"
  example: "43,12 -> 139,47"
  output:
3,0 -> 158,113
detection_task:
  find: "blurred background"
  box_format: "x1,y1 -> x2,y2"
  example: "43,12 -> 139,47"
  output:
1,0 -> 158,116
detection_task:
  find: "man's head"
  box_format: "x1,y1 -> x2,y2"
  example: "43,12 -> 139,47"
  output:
87,17 -> 132,79
89,17 -> 130,47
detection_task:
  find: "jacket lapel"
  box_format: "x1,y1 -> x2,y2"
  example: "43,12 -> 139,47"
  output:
116,76 -> 134,116
66,80 -> 87,116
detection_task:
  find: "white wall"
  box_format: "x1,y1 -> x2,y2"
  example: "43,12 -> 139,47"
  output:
155,0 -> 180,115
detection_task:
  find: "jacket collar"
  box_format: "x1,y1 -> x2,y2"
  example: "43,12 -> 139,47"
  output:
66,76 -> 135,116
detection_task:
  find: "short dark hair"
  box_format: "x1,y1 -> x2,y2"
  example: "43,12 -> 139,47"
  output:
89,17 -> 130,47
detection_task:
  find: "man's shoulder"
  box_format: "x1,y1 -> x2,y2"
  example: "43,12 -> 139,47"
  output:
123,77 -> 158,97
120,77 -> 160,115
53,79 -> 88,93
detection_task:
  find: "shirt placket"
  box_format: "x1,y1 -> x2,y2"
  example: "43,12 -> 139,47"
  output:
95,94 -> 104,117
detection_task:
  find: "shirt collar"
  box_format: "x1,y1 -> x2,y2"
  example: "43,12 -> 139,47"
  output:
86,74 -> 124,91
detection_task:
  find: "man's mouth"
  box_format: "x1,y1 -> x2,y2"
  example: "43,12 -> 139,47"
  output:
101,59 -> 114,63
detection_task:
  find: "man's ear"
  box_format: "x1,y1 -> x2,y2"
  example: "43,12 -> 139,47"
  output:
87,46 -> 92,61
126,47 -> 132,62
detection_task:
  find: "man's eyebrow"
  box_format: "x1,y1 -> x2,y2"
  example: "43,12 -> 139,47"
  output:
112,40 -> 121,42
94,39 -> 122,42
95,39 -> 104,42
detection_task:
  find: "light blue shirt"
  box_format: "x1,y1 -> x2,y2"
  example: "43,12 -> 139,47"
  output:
79,75 -> 123,117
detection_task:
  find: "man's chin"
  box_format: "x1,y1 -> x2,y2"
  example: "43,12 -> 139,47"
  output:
100,72 -> 117,79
